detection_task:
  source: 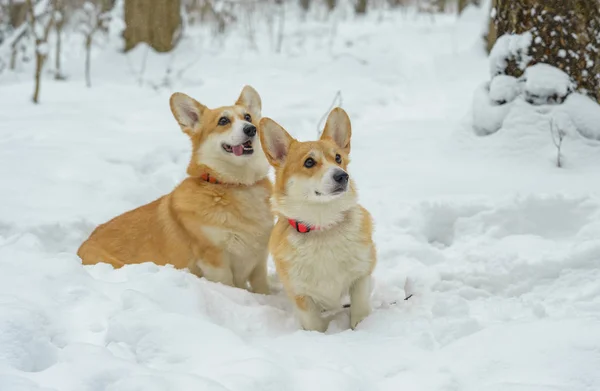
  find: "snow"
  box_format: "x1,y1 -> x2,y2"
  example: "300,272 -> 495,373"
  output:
488,74 -> 521,103
1,4 -> 600,391
471,81 -> 513,136
36,43 -> 49,56
82,2 -> 96,15
559,93 -> 600,140
523,63 -> 574,104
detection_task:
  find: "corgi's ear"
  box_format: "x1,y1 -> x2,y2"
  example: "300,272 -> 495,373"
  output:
259,118 -> 294,168
321,107 -> 351,154
236,85 -> 262,120
170,92 -> 207,134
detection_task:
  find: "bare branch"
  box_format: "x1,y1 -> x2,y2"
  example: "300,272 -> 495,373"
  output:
316,90 -> 343,136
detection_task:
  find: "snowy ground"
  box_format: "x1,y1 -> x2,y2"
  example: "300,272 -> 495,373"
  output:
1,5 -> 600,391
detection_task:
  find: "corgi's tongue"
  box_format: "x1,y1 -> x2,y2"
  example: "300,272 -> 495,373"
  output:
232,145 -> 244,156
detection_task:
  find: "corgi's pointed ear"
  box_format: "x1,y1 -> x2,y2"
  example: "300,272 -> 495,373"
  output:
259,118 -> 294,168
236,85 -> 262,120
170,92 -> 207,134
321,107 -> 351,154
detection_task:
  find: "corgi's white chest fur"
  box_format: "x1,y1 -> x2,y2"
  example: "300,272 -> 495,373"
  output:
285,207 -> 372,309
202,185 -> 273,273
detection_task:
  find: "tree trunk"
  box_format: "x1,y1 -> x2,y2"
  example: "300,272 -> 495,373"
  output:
33,50 -> 44,104
85,36 -> 92,87
489,0 -> 600,102
458,0 -> 480,14
299,0 -> 310,12
325,0 -> 337,11
54,14 -> 64,79
123,0 -> 182,53
355,0 -> 367,14
484,0 -> 497,53
9,0 -> 28,27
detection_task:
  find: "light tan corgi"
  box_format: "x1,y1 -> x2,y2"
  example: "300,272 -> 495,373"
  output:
259,108 -> 377,331
77,86 -> 273,294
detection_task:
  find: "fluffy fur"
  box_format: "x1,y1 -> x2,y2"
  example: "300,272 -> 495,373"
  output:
259,107 -> 377,331
77,86 -> 273,294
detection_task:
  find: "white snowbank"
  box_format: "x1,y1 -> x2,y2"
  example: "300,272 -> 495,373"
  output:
559,93 -> 600,140
472,81 -> 513,136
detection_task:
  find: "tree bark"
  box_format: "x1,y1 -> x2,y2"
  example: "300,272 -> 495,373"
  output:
458,0 -> 480,14
85,35 -> 92,87
355,0 -> 367,14
489,0 -> 600,102
33,51 -> 44,103
54,2 -> 64,80
123,0 -> 182,53
299,0 -> 310,12
27,0 -> 55,104
9,0 -> 28,27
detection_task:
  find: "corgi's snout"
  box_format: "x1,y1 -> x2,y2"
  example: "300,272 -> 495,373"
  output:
331,169 -> 349,193
333,170 -> 349,185
243,124 -> 257,137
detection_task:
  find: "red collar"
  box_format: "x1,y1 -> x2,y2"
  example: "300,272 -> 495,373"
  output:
288,218 -> 321,233
200,172 -> 221,184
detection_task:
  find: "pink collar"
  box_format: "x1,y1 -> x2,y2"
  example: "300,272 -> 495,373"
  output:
288,218 -> 321,233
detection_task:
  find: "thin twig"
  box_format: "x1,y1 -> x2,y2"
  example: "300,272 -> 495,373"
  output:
550,117 -> 565,168
316,90 -> 343,136
340,294 -> 413,309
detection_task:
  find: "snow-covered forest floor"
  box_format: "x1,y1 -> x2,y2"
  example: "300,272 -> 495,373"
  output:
1,4 -> 599,390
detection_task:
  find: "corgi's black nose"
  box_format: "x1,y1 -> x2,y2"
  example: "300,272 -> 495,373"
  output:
333,170 -> 349,184
243,124 -> 257,137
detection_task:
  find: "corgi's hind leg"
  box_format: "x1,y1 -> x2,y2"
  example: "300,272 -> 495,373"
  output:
77,243 -> 125,269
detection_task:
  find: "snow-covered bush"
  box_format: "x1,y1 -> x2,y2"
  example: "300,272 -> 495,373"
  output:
489,74 -> 521,104
472,32 -> 600,144
489,31 -> 532,78
472,80 -> 513,136
522,64 -> 574,105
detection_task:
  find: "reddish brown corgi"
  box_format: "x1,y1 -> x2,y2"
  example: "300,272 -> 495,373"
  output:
77,86 -> 273,294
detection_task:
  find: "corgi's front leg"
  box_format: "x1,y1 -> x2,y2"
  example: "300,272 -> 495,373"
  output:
294,295 -> 328,332
248,255 -> 270,295
349,275 -> 372,330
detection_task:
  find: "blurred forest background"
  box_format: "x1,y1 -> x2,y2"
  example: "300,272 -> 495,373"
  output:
1,0 -> 598,105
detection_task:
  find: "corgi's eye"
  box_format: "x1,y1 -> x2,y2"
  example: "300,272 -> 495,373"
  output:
335,154 -> 342,164
218,117 -> 230,126
304,158 -> 316,168
244,113 -> 252,122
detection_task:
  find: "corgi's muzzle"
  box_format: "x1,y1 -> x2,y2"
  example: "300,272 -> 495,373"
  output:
332,169 -> 349,194
222,124 -> 257,156
315,169 -> 349,196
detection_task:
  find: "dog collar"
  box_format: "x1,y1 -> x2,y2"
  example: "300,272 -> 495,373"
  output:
200,172 -> 220,184
288,218 -> 321,233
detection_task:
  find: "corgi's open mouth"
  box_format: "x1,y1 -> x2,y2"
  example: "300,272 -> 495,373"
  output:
314,186 -> 346,196
222,140 -> 254,156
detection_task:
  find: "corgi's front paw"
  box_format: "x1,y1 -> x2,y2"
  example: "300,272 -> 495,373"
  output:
299,312 -> 329,332
350,308 -> 370,330
252,283 -> 270,295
